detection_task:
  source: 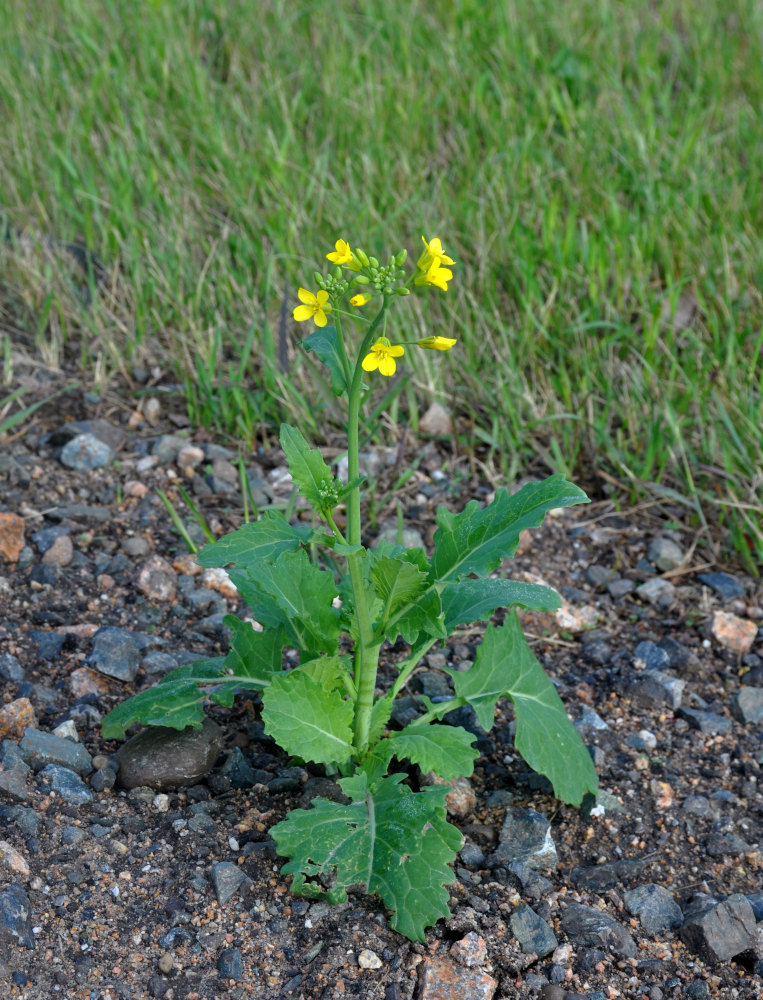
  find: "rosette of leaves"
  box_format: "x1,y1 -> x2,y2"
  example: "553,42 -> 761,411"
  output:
102,420 -> 597,940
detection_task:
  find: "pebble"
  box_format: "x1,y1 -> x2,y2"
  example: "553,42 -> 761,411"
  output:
60,432 -> 114,470
0,839 -> 29,876
679,893 -> 757,963
0,653 -> 25,683
710,611 -> 758,654
676,707 -> 731,735
357,948 -> 383,969
646,536 -> 685,571
622,670 -> 685,710
0,881 -> 35,950
731,687 -> 763,724
217,947 -> 244,979
509,904 -> 558,957
38,763 -> 93,804
608,578 -> 635,599
114,718 -> 223,789
490,807 -> 558,870
0,512 -> 25,562
633,640 -> 671,671
636,578 -> 676,608
210,861 -> 250,905
136,554 -> 178,602
87,626 -> 146,682
419,402 -> 453,435
41,533 -> 74,566
199,566 -> 238,598
19,727 -> 93,776
122,536 -> 150,557
30,628 -> 66,660
560,903 -> 637,958
152,434 -> 188,464
570,857 -> 650,891
0,699 -> 37,740
417,955 -> 497,1000
697,572 -> 745,601
623,883 -> 683,933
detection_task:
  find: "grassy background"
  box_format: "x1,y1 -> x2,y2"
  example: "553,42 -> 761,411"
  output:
1,0 -> 761,568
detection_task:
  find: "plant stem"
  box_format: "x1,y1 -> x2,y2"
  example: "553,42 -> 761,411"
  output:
345,301 -> 389,752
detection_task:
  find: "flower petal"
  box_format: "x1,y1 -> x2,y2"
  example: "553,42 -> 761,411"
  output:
315,289 -> 330,307
297,287 -> 315,305
389,344 -> 405,357
314,309 -> 328,328
294,304 -> 315,322
362,352 -> 380,372
378,354 -> 397,376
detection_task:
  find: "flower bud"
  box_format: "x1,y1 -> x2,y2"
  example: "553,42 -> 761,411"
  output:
355,248 -> 370,267
395,249 -> 408,267
369,256 -> 379,269
353,274 -> 370,285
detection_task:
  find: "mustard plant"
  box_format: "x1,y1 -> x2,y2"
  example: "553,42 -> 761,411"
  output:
103,237 -> 597,940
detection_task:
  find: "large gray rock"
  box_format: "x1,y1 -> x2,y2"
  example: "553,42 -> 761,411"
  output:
18,728 -> 93,776
560,903 -> 637,958
623,883 -> 683,934
679,894 -> 757,963
509,904 -> 557,957
114,719 -> 223,789
490,807 -> 558,870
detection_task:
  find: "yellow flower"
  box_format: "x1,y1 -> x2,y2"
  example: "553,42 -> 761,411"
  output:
350,293 -> 371,307
361,337 -> 404,376
293,288 -> 332,327
416,235 -> 455,272
327,238 -> 362,271
414,258 -> 453,291
418,336 -> 457,351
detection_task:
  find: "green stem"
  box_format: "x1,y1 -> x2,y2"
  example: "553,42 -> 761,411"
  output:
345,301 -> 389,752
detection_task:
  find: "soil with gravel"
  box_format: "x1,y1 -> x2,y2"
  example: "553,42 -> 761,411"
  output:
0,376 -> 761,1000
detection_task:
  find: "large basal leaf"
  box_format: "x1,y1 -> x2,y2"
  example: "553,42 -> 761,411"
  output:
441,577 -> 561,630
222,615 -> 285,681
271,771 -> 462,941
448,613 -> 598,805
430,475 -> 588,582
261,668 -> 354,767
196,509 -> 311,572
101,657 -> 226,738
302,326 -> 348,396
280,423 -> 340,512
382,723 -> 478,779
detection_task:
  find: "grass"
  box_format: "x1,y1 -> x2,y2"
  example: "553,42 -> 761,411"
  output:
1,0 -> 761,568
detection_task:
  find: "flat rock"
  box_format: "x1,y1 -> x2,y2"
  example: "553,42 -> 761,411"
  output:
509,903 -> 558,957
676,707 -> 731,735
571,857 -> 651,891
114,718 -> 223,789
87,626 -> 145,682
19,728 -> 93,776
730,687 -> 763,725
417,955 -> 497,1000
0,881 -> 35,950
60,432 -> 114,470
636,578 -> 676,608
136,555 -> 177,602
0,654 -> 24,683
710,611 -> 757,655
560,903 -> 637,958
490,807 -> 558,870
623,883 -> 683,933
0,512 -> 25,563
679,893 -> 757,963
210,861 -> 251,905
38,763 -> 94,804
698,572 -> 746,601
622,670 -> 685,710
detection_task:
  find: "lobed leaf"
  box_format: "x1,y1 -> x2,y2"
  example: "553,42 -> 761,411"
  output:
196,509 -> 310,572
271,771 -> 462,941
448,613 -> 598,805
280,423 -> 340,512
430,475 -> 589,582
383,723 -> 478,779
261,668 -> 354,767
441,577 -> 561,630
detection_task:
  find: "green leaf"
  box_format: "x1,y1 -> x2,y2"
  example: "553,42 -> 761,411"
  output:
222,615 -> 285,681
271,772 -> 462,941
391,588 -> 447,645
196,509 -> 310,571
384,724 -> 478,779
371,554 -> 430,608
261,668 -> 354,766
100,658 -> 226,738
441,577 -> 561,629
280,423 -> 340,512
303,325 -> 348,396
430,476 -> 589,582
448,614 -> 598,805
296,655 -> 348,693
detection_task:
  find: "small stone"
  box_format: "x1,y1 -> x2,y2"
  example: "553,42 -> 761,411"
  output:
141,651 -> 179,677
124,480 -> 148,498
37,764 -> 93,804
554,603 -> 601,632
623,671 -> 685,710
30,629 -> 66,660
88,626 -> 145,683
157,952 -> 173,974
570,857 -> 650,891
491,807 -> 558,870
0,513 -> 25,563
137,555 -> 177,602
449,932 -> 487,967
199,567 -> 238,598
210,862 -> 250,905
560,903 -> 637,958
646,537 -> 684,571
60,433 -> 114,470
623,883 -> 683,934
52,719 -> 80,742
68,667 -> 112,699
417,955 -> 497,1000
731,687 -> 763,725
509,904 -> 558,957
114,718 -> 223,789
633,640 -> 671,671
358,948 -> 383,969
680,893 -> 757,963
676,707 -> 731,735
41,534 -> 73,566
459,843 -> 485,869
177,445 -> 205,470
0,700 -> 37,740
501,861 -> 553,899
710,611 -> 757,654
122,536 -> 150,557
0,882 -> 35,950
217,948 -> 244,980
608,578 -> 635,599
152,434 -> 188,464
19,728 -> 93,775
585,565 -> 615,588
0,840 -> 29,876
698,572 -> 746,601
419,402 -> 452,436
0,654 -> 24,683
636,578 -> 676,608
